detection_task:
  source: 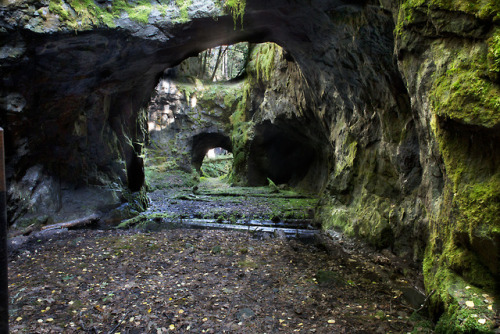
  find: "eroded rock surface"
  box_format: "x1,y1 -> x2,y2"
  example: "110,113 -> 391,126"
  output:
1,0 -> 499,329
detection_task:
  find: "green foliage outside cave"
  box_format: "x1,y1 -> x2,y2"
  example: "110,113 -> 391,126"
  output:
200,152 -> 233,179
178,43 -> 250,83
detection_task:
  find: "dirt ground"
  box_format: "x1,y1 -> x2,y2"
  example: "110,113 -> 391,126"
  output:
8,227 -> 431,333
7,175 -> 433,333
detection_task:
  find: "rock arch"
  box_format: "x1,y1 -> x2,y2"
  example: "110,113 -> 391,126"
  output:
191,132 -> 232,172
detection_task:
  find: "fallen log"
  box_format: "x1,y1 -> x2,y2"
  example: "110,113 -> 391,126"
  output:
41,214 -> 100,231
8,224 -> 37,238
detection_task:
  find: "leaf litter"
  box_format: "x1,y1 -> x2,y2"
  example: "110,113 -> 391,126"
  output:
9,227 -> 428,333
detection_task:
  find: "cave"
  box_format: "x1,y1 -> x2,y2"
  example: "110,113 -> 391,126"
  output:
191,132 -> 232,172
247,120 -> 327,190
1,0 -> 500,331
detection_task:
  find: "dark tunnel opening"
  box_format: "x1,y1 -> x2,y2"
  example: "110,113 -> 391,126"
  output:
247,120 -> 326,190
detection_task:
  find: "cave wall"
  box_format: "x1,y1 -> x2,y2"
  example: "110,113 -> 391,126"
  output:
230,43 -> 332,193
392,0 -> 500,328
223,1 -> 500,329
1,0 -> 499,328
145,75 -> 240,173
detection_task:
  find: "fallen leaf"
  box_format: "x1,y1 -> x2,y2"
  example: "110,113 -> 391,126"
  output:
478,319 -> 486,325
465,301 -> 475,308
328,319 -> 336,324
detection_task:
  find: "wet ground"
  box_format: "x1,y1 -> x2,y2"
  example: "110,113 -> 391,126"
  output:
7,177 -> 433,333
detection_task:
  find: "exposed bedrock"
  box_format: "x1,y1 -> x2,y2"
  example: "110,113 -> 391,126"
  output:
1,0 -> 499,328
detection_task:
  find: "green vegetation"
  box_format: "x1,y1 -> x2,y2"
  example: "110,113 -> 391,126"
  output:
175,0 -> 192,23
487,28 -> 500,80
224,0 -> 246,29
423,249 -> 497,333
200,154 -> 233,178
47,0 -> 199,29
422,113 -> 500,333
228,77 -> 253,183
247,43 -> 281,82
334,140 -> 357,177
429,42 -> 500,128
395,6 -> 500,329
229,43 -> 282,183
396,0 -> 500,35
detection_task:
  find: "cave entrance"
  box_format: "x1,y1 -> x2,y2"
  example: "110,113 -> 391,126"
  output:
144,41 -> 329,192
200,148 -> 233,179
191,132 -> 233,173
247,120 -> 326,191
143,42 -> 249,190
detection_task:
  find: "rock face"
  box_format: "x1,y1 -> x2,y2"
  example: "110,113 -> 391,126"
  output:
145,75 -> 238,173
1,0 -> 499,329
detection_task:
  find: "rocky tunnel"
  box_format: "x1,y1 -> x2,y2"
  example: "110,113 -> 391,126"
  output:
247,119 -> 328,192
2,0 -> 500,329
191,132 -> 232,172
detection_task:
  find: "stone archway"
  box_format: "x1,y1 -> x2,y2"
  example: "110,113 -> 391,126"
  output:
191,133 -> 232,172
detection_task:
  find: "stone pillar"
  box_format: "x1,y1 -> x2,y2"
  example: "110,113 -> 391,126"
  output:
0,128 -> 8,333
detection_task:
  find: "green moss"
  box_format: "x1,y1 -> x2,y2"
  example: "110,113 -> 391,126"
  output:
456,175 -> 500,236
353,193 -> 395,249
228,79 -> 252,183
397,0 -> 500,33
423,245 -> 496,333
117,212 -> 180,229
487,28 -> 500,79
430,43 -> 500,128
394,0 -> 500,328
49,0 -> 73,23
126,0 -> 153,24
422,115 -> 499,331
322,206 -> 351,232
175,0 -> 192,23
334,140 -> 357,177
429,0 -> 500,20
48,0 -> 178,29
247,43 -> 281,82
224,0 -> 245,29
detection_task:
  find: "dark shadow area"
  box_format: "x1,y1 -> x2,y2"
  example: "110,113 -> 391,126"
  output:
247,119 -> 328,191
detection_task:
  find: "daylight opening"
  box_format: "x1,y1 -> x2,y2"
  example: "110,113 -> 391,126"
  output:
175,42 -> 249,82
200,148 -> 233,178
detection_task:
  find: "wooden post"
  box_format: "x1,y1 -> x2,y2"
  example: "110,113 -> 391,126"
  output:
0,128 -> 9,333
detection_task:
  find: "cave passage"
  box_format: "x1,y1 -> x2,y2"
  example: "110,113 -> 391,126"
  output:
191,133 -> 233,172
200,148 -> 233,178
247,120 -> 325,189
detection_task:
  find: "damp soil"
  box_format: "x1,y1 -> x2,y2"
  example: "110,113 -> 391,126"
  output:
8,231 -> 430,333
7,178 -> 431,333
